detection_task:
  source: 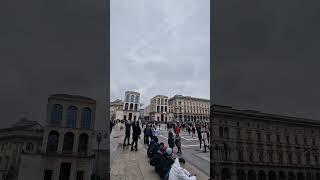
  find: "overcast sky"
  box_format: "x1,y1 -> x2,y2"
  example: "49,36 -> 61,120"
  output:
213,0 -> 320,120
110,0 -> 210,106
0,0 -> 107,129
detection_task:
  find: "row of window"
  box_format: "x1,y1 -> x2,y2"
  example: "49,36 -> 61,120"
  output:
124,103 -> 139,111
219,127 -> 318,146
125,94 -> 139,103
156,98 -> 168,105
51,104 -> 91,129
0,142 -> 36,153
47,131 -> 89,154
170,100 -> 209,108
237,148 -> 319,165
156,105 -> 167,112
176,115 -> 209,121
221,168 -> 320,180
44,164 -> 84,180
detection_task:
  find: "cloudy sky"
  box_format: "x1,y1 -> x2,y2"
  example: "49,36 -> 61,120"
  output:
213,0 -> 320,120
0,0 -> 107,129
110,0 -> 210,106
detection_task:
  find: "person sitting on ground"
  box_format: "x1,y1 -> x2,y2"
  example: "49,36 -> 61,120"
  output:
150,142 -> 165,166
147,137 -> 159,158
169,157 -> 197,180
157,147 -> 175,180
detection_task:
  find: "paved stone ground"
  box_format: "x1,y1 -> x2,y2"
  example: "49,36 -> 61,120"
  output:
110,123 -> 210,180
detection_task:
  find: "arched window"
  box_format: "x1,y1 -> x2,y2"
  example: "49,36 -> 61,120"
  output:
238,169 -> 246,180
66,106 -> 77,128
62,132 -> 74,152
248,170 -> 257,180
47,131 -> 59,152
135,96 -> 139,103
130,95 -> 134,102
51,104 -> 62,126
125,94 -> 130,102
134,104 -> 138,111
125,103 -> 129,110
78,133 -> 89,154
81,108 -> 91,129
130,103 -> 133,110
26,143 -> 34,151
258,171 -> 267,180
268,171 -> 277,180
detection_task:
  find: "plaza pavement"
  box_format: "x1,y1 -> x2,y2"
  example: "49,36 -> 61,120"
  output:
110,123 -> 210,180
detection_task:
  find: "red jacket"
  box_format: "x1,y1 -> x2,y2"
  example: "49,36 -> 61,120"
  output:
175,127 -> 181,135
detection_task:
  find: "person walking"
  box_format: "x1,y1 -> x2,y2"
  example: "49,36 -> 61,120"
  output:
110,120 -> 115,134
131,121 -> 141,151
123,120 -> 131,146
175,133 -> 182,154
187,125 -> 191,136
191,126 -> 196,138
196,125 -> 202,150
168,130 -> 175,149
202,129 -> 208,153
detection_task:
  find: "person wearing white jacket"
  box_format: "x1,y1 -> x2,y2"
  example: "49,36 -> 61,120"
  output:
169,158 -> 197,180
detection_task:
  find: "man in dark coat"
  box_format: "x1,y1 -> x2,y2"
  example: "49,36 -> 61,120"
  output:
131,121 -> 141,151
196,125 -> 202,150
123,120 -> 131,146
168,130 -> 175,149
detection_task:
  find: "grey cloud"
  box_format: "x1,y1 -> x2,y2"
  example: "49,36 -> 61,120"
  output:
213,0 -> 320,119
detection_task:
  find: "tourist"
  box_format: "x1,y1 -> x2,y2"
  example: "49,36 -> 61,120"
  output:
157,148 -> 175,180
168,130 -> 175,149
175,133 -> 182,154
169,158 -> 197,180
123,120 -> 131,146
202,128 -> 208,153
131,121 -> 141,151
196,125 -> 202,150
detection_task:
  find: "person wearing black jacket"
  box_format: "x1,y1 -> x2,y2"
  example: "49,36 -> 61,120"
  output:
168,130 -> 175,149
196,125 -> 202,150
131,121 -> 141,151
123,120 -> 131,146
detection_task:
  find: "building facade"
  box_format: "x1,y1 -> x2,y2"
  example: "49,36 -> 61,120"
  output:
168,95 -> 210,122
149,95 -> 169,122
110,99 -> 123,121
122,91 -> 140,122
0,119 -> 43,180
18,94 -> 96,180
212,105 -> 320,180
144,105 -> 150,121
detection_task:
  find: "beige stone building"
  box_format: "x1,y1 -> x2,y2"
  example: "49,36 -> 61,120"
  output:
143,105 -> 150,121
110,99 -> 123,120
122,91 -> 140,122
0,118 -> 43,180
149,95 -> 169,122
18,94 -> 96,180
168,95 -> 210,122
212,105 -> 320,180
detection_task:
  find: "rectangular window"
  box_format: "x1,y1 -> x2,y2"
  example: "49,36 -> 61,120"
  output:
76,171 -> 84,180
44,170 -> 53,180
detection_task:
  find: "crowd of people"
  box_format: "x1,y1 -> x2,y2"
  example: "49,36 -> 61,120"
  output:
110,119 -> 210,180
